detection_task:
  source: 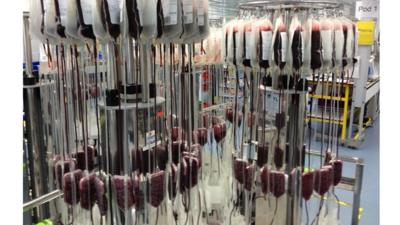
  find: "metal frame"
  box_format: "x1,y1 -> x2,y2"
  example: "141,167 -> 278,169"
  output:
307,80 -> 352,143
307,150 -> 364,225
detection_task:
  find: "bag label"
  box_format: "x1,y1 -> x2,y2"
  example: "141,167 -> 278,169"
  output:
183,0 -> 193,24
81,0 -> 93,25
197,0 -> 205,26
245,32 -> 252,59
107,0 -> 121,24
163,0 -> 178,25
261,31 -> 272,60
280,32 -> 288,62
58,0 -> 67,26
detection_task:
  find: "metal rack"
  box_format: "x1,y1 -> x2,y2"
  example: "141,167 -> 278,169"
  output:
307,150 -> 364,225
239,0 -> 340,10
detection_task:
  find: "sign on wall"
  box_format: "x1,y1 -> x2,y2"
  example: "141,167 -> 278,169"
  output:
355,0 -> 379,19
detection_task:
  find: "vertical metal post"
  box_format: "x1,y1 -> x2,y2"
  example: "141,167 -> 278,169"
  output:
351,161 -> 364,225
348,45 -> 372,146
23,12 -> 33,77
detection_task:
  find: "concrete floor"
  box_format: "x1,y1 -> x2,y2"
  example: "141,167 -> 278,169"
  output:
306,118 -> 379,225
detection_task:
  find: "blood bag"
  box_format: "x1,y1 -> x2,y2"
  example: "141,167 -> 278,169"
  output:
44,0 -> 59,40
196,0 -> 209,41
333,19 -> 343,66
225,20 -> 235,66
126,0 -> 143,40
76,0 -> 96,40
257,18 -> 273,69
66,0 -> 84,42
103,0 -> 123,39
137,0 -> 158,42
242,20 -> 254,68
29,0 -> 47,42
233,20 -> 244,68
320,17 -> 333,67
302,16 -> 312,72
288,15 -> 303,71
272,15 -> 288,70
180,0 -> 198,42
161,0 -> 183,42
310,19 -> 322,71
92,0 -> 110,42
54,0 -> 67,38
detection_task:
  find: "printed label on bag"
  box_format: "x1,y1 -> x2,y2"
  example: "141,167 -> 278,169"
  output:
245,32 -> 252,59
197,0 -> 205,26
280,32 -> 288,62
261,31 -> 272,60
81,0 -> 93,25
164,0 -> 178,25
183,0 -> 193,24
58,0 -> 67,26
107,0 -> 121,24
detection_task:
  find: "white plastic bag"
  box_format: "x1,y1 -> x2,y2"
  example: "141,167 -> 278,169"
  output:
29,0 -> 47,43
320,17 -> 334,67
92,0 -> 110,43
160,0 -> 183,42
137,0 -> 158,42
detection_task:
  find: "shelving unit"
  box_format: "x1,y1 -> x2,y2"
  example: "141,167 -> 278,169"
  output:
307,79 -> 352,144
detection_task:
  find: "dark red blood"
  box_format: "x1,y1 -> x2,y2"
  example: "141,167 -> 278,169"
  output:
172,141 -> 186,164
260,166 -> 269,194
72,146 -> 96,171
274,146 -> 284,169
226,108 -> 234,123
94,176 -> 107,215
203,114 -> 210,128
193,128 -> 208,146
90,85 -> 100,97
275,112 -> 286,130
213,124 -> 224,143
112,175 -> 135,210
257,144 -> 269,167
313,167 -> 332,196
269,171 -> 286,198
183,144 -> 202,168
234,159 -> 248,184
52,155 -> 61,182
149,171 -> 165,207
292,29 -> 303,70
134,149 -> 156,175
244,165 -> 255,191
179,159 -> 188,193
172,126 -> 182,142
330,160 -> 343,186
79,174 -> 97,210
155,144 -> 168,170
273,25 -> 287,70
63,169 -> 83,205
55,159 -> 76,189
183,156 -> 199,189
302,172 -> 314,201
221,123 -> 227,139
322,165 -> 334,187
311,28 -> 322,70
